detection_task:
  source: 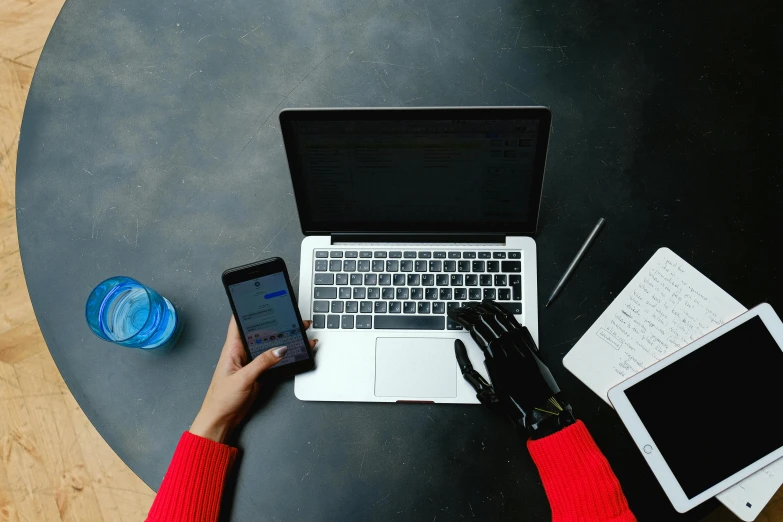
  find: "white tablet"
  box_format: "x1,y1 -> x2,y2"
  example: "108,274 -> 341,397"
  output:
608,303 -> 783,513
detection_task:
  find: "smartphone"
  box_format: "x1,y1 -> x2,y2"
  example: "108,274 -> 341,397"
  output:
222,257 -> 314,377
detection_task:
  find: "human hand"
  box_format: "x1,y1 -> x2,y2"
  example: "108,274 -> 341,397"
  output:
190,316 -> 317,443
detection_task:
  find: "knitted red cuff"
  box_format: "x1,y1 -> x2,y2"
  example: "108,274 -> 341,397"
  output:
527,421 -> 636,522
146,432 -> 238,522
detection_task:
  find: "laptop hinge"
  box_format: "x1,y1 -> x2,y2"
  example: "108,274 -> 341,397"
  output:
330,233 -> 506,244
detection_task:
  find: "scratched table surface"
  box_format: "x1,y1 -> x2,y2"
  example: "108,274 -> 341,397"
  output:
16,0 -> 781,520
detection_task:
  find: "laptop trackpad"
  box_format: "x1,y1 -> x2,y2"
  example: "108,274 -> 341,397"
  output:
374,338 -> 457,398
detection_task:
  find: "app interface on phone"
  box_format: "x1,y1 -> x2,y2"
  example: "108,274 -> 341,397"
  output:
229,272 -> 307,366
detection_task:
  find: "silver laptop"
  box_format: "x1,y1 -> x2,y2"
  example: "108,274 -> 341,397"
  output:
280,107 -> 551,403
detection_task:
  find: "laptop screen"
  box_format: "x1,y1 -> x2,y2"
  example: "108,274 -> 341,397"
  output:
280,108 -> 551,235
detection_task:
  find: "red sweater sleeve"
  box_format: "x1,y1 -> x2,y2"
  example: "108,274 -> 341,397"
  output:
146,432 -> 238,522
527,421 -> 636,522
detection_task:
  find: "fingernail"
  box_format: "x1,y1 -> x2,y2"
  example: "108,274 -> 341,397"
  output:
272,345 -> 288,358
313,339 -> 319,345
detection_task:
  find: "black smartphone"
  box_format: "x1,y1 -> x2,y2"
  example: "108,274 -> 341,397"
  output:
222,257 -> 314,377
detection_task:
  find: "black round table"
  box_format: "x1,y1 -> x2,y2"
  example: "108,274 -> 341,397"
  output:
17,0 -> 781,520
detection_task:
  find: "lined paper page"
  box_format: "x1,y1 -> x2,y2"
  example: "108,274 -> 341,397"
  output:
563,247 -> 745,400
563,247 -> 782,520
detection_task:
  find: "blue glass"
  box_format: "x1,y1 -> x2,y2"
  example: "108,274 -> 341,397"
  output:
85,276 -> 178,349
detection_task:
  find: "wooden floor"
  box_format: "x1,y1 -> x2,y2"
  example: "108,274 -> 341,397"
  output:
0,1 -> 780,521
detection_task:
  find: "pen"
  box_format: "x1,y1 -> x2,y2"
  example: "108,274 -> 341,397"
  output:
545,217 -> 606,308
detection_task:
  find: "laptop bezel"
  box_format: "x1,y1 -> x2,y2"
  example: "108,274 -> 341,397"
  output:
279,107 -> 551,237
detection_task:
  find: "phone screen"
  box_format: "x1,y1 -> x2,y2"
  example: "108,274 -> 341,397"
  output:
228,271 -> 308,367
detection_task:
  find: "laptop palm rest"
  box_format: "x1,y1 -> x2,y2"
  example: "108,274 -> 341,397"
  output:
374,338 -> 457,398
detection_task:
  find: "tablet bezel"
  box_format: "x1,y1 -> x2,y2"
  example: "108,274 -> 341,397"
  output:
608,303 -> 783,513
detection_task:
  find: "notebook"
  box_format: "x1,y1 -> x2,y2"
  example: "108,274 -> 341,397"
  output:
563,247 -> 783,521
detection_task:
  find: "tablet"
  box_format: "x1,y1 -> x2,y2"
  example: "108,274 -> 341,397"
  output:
608,303 -> 783,513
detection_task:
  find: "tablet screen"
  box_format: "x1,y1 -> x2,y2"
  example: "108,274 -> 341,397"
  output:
625,316 -> 783,498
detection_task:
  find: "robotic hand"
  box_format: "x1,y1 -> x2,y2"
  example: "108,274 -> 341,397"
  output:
449,300 -> 576,439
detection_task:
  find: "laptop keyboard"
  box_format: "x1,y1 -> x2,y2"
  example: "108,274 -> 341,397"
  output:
311,250 -> 522,331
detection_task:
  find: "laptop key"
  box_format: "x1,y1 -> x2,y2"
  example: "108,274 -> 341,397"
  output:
314,273 -> 334,285
426,261 -> 440,273
450,274 -> 463,286
379,274 -> 392,286
336,274 -> 349,285
314,287 -> 337,299
472,260 -> 485,272
508,251 -> 521,259
364,274 -> 377,285
500,302 -> 522,315
330,260 -> 342,271
356,315 -> 372,329
403,302 -> 416,314
360,302 -> 373,314
341,315 -> 354,329
350,274 -> 363,285
331,251 -> 343,258
393,274 -> 406,286
465,274 -> 478,286
422,274 -> 434,286
313,301 -> 329,313
315,260 -> 328,271
315,251 -> 328,258
404,251 -> 417,258
463,252 -> 477,259
411,288 -> 423,300
455,288 -> 467,300
501,261 -> 522,273
444,261 -> 457,272
353,287 -> 366,299
418,251 -> 432,258
495,275 -> 507,286
448,252 -> 461,259
440,288 -> 452,300
418,302 -> 431,314
436,274 -> 449,286
313,315 -> 326,328
487,261 -> 500,273
510,275 -> 522,300
375,301 -> 387,313
433,251 -> 446,259
407,274 -> 420,286
432,301 -> 445,314
478,252 -> 491,259
415,261 -> 427,272
389,251 -> 402,258
345,251 -> 358,258
447,319 -> 463,331
368,287 -> 380,299
382,288 -> 395,300
374,251 -> 387,258
425,288 -> 438,300
327,315 -> 340,329
372,261 -> 385,272
389,301 -> 402,313
346,301 -> 358,313
360,251 -> 372,258
386,260 -> 399,272
331,301 -> 344,313
469,288 -> 482,300
339,287 -> 351,299
401,260 -> 414,272
493,252 -> 506,259
358,260 -> 370,272
344,260 -> 356,272
458,261 -> 471,272
447,302 -> 461,312
498,289 -> 511,300
374,316 -> 444,329
483,288 -> 496,300
480,275 -> 492,286
396,288 -> 409,300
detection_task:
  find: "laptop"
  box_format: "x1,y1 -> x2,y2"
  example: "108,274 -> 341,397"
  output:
280,107 -> 552,403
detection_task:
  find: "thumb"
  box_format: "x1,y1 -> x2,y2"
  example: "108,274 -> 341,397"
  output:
241,345 -> 288,381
